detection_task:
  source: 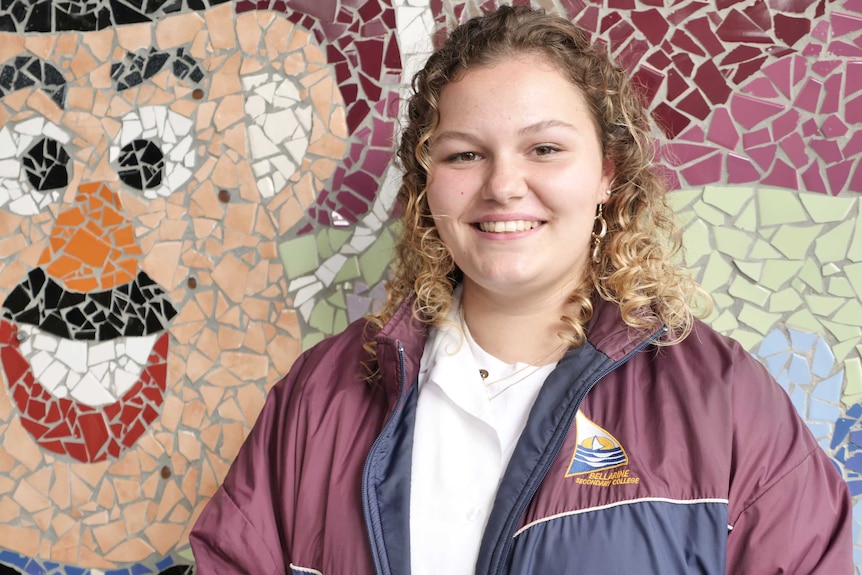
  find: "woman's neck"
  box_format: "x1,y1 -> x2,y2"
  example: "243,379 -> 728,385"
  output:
459,281 -> 574,365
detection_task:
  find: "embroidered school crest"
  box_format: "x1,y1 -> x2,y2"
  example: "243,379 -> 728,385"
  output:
566,411 -> 634,481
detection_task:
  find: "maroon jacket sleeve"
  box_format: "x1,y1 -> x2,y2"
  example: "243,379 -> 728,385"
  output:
724,345 -> 853,574
188,355 -> 307,574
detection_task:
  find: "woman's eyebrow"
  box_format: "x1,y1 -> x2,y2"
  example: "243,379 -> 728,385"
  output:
517,119 -> 577,136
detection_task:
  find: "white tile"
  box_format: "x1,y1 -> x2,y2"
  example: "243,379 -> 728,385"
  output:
56,337 -> 88,373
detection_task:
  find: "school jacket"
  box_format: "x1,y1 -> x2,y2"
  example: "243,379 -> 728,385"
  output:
189,295 -> 853,574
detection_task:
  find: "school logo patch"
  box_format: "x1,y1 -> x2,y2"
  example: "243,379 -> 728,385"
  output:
566,411 -> 640,486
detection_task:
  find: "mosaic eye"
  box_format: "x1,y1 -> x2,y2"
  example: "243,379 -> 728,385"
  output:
22,137 -> 70,191
118,139 -> 165,191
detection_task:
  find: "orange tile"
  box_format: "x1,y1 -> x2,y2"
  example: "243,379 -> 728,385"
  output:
65,227 -> 111,267
66,276 -> 99,292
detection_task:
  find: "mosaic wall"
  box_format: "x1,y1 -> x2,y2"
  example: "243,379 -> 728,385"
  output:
0,0 -> 861,573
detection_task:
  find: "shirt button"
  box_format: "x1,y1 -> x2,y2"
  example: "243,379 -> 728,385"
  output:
466,507 -> 483,522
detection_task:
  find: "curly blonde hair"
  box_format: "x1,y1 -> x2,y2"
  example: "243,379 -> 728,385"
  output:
365,5 -> 708,368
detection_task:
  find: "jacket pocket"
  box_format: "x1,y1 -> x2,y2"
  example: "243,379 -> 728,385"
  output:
289,564 -> 324,575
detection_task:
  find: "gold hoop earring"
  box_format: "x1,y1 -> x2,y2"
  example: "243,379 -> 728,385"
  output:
592,204 -> 607,264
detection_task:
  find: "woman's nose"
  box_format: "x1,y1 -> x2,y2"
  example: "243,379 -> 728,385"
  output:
482,156 -> 527,203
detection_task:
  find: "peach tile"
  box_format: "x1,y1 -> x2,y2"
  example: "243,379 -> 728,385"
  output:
48,464 -> 70,509
216,325 -> 245,350
205,366 -> 243,388
209,52 -> 243,100
287,27 -> 311,52
146,521 -> 185,555
180,398 -> 207,429
0,34 -> 25,62
70,460 -> 110,488
168,504 -> 192,524
113,477 -> 143,505
224,203 -> 256,236
206,448 -> 232,483
221,351 -> 270,381
303,41 -> 327,66
142,240 -> 183,289
155,481 -> 184,522
239,56 -> 264,75
218,303 -> 241,328
50,524 -> 81,564
265,16 -> 293,56
22,34 -> 56,59
236,13 -> 263,54
211,155 -> 239,189
178,430 -> 202,462
0,496 -> 20,523
198,385 -> 225,416
113,22 -> 151,53
107,452 -> 141,476
241,296 -> 271,321
242,321 -> 268,355
141,470 -> 161,499
205,237 -> 224,259
32,508 -> 54,533
14,479 -> 50,513
3,420 -> 42,471
211,252 -> 250,303
170,297 -> 207,325
200,425 -> 221,453
185,350 -> 213,384
25,466 -> 52,495
77,541 -> 114,569
216,397 -> 244,422
189,178 -> 226,219
205,3 -> 237,51
104,537 -> 156,562
70,47 -> 98,80
268,333 -> 302,375
93,519 -> 127,553
1,525 -> 40,556
153,431 -> 175,454
51,512 -> 76,537
155,12 -> 204,49
220,422 -> 247,462
81,509 -> 109,526
213,93 -> 244,131
237,384 -> 267,425
123,500 -> 157,535
157,219 -> 189,241
96,479 -> 114,509
197,327 -> 220,361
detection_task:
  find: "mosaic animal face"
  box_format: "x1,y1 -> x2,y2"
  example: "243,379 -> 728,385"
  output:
0,4 -> 347,564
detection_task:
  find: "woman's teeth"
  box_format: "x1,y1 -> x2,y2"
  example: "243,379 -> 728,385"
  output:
478,220 -> 540,233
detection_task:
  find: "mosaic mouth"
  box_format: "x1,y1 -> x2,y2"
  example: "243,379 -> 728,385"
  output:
0,267 -> 176,462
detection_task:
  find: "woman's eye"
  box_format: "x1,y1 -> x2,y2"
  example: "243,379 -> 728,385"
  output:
534,145 -> 559,156
449,151 -> 477,162
23,137 -> 70,191
118,139 -> 165,190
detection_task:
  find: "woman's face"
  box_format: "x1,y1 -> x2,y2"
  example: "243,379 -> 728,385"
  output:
425,54 -> 613,303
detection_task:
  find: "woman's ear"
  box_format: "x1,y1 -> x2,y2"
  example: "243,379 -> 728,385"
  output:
599,159 -> 615,204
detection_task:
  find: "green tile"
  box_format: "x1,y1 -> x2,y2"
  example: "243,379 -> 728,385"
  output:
757,187 -> 807,226
828,276 -> 855,298
333,308 -> 349,333
770,224 -> 823,260
279,235 -> 320,279
693,201 -> 727,227
358,228 -> 396,285
733,260 -> 763,282
814,220 -> 853,264
822,263 -> 841,277
710,309 -> 739,333
316,229 -> 334,260
309,300 -> 335,333
820,319 -> 862,342
760,259 -> 803,291
714,227 -> 751,259
302,331 -> 326,351
333,255 -> 361,283
682,219 -> 711,267
738,303 -> 781,335
700,252 -> 734,292
735,200 -> 757,232
833,299 -> 862,325
667,188 -> 702,213
768,288 -> 802,313
750,239 -> 781,259
729,275 -> 770,305
703,186 -> 752,217
843,357 -> 862,399
328,227 -> 353,252
799,192 -> 856,223
327,287 -> 347,309
846,261 -> 862,299
786,308 -> 823,333
833,340 -> 859,363
712,292 -> 735,310
849,211 -> 862,263
803,294 -> 843,317
798,257 -> 824,292
791,277 -> 806,292
729,328 -> 765,351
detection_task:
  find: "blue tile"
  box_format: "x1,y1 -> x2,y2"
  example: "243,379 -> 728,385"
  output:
850,404 -> 862,418
789,353 -> 812,386
765,352 -> 790,376
845,452 -> 862,473
808,398 -> 840,422
812,337 -> 836,377
848,478 -> 862,496
789,328 -> 817,351
0,551 -> 28,568
851,430 -> 862,448
790,386 -> 807,417
759,329 -> 789,356
808,422 -> 831,440
813,371 -> 845,404
131,565 -> 153,575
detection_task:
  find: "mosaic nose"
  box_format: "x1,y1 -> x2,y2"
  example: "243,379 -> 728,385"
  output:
0,182 -> 177,462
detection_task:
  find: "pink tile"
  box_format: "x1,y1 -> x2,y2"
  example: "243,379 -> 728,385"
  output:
763,158 -> 799,189
821,74 -> 841,114
791,77 -> 821,114
810,139 -> 842,163
828,41 -> 862,57
779,133 -> 809,168
812,19 -> 830,40
743,76 -> 779,98
831,12 -> 862,37
730,93 -> 785,129
801,164 -> 828,194
811,60 -> 841,78
747,144 -> 777,170
826,160 -> 853,194
847,0 -> 862,14
727,153 -> 761,183
665,142 -> 717,164
742,127 -> 771,149
762,56 -> 792,98
802,42 -> 823,57
846,94 -> 862,124
792,55 -> 807,87
706,107 -> 740,149
848,161 -> 862,193
680,152 -> 722,186
846,62 -> 862,97
843,131 -> 862,156
821,116 -> 849,138
678,125 -> 706,142
802,118 -> 818,137
771,109 -> 800,140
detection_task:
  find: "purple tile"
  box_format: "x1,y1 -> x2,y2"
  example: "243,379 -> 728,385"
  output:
743,0 -> 771,31
846,94 -> 862,124
792,77 -> 822,114
665,142 -> 717,164
826,160 -> 853,195
742,127 -> 771,150
680,152 -> 722,186
653,102 -> 691,139
743,76 -> 779,98
668,1 -> 708,25
831,12 -> 862,37
846,62 -> 862,97
706,107 -> 740,149
779,133 -> 809,168
694,60 -> 732,105
848,161 -> 862,193
763,158 -> 799,189
822,116 -> 849,138
716,9 -> 772,43
747,144 -> 777,170
685,17 -> 724,56
771,109 -> 800,140
843,131 -> 862,156
632,65 -> 664,105
802,118 -> 818,137
774,13 -> 810,47
810,139 -> 843,164
678,88 -> 711,120
631,8 -> 669,45
762,56 -> 792,98
721,44 -> 764,66
727,153 -> 760,183
646,49 -> 672,70
821,74 -> 841,114
670,28 -> 705,56
732,55 -> 769,84
730,93 -> 785,130
801,164 -> 828,194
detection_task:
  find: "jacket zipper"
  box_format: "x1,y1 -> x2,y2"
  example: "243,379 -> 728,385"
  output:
488,326 -> 668,575
361,341 -> 408,575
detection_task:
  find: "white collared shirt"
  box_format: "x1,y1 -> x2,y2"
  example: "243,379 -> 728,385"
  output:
409,289 -> 556,574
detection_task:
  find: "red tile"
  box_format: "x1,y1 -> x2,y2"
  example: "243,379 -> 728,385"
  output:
716,10 -> 772,43
694,60 -> 732,105
631,9 -> 669,45
774,13 -> 810,47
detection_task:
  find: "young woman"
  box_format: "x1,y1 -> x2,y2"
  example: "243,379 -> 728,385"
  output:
190,6 -> 852,574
